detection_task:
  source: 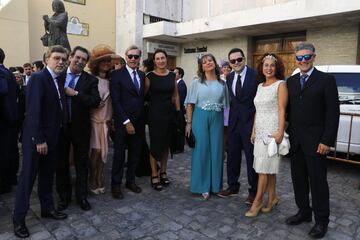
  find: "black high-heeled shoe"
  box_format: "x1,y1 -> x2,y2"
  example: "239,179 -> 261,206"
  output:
160,172 -> 170,186
151,176 -> 163,191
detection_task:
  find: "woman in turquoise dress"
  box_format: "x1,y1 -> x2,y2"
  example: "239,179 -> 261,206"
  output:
185,54 -> 229,200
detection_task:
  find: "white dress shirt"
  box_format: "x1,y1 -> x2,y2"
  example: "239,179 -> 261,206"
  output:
231,66 -> 247,96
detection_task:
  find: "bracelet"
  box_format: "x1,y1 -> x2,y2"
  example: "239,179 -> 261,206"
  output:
186,122 -> 192,124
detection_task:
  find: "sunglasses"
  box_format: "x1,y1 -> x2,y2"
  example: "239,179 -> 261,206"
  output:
229,57 -> 244,64
127,54 -> 140,60
295,54 -> 313,61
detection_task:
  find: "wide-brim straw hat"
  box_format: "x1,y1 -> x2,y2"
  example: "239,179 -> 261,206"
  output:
88,44 -> 121,70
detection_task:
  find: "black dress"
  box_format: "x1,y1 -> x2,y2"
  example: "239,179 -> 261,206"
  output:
147,71 -> 176,161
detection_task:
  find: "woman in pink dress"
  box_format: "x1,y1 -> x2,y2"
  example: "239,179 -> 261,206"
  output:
88,44 -> 120,194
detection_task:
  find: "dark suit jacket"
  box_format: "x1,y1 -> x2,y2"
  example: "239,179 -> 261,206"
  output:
177,79 -> 187,115
59,70 -> 100,140
287,68 -> 340,155
226,67 -> 257,135
0,65 -> 18,124
110,67 -> 145,132
22,68 -> 63,150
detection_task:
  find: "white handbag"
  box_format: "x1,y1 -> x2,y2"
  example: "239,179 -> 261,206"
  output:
267,132 -> 290,157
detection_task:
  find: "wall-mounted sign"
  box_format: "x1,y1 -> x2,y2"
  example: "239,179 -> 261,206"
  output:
67,17 -> 89,36
64,0 -> 86,5
184,46 -> 207,54
147,42 -> 179,56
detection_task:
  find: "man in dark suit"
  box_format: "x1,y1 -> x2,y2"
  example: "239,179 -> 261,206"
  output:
285,42 -> 339,239
56,46 -> 100,211
13,45 -> 69,238
110,45 -> 145,199
174,67 -> 187,116
0,48 -> 19,194
218,48 -> 258,204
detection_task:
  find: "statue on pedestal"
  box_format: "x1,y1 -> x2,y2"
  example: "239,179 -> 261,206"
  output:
41,0 -> 71,51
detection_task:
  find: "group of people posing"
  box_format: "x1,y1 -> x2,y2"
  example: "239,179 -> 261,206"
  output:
0,41 -> 339,239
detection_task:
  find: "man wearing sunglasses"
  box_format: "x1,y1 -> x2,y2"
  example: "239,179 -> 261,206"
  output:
110,45 -> 145,199
286,42 -> 339,239
218,48 -> 258,205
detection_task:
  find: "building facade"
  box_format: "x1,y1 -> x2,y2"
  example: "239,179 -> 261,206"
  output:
1,0 -> 359,81
136,0 -> 360,80
0,0 -> 116,66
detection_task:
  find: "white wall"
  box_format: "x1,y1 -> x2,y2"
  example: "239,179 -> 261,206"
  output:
144,0 -> 182,22
307,24 -> 359,65
116,0 -> 143,56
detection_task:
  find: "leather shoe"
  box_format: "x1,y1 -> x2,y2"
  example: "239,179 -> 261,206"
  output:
111,186 -> 124,199
57,199 -> 69,211
309,223 -> 328,239
245,195 -> 255,205
125,182 -> 142,193
77,199 -> 91,211
216,187 -> 239,198
13,220 -> 29,238
286,212 -> 312,225
41,210 -> 67,220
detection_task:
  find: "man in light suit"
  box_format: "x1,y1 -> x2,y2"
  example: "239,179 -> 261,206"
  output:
286,42 -> 339,239
218,48 -> 258,204
110,45 -> 145,199
56,46 -> 100,211
13,45 -> 68,238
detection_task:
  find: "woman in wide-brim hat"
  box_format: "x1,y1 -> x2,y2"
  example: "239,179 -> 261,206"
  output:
88,44 -> 120,195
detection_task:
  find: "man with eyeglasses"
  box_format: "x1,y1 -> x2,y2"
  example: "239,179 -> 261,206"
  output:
285,42 -> 339,239
218,48 -> 258,205
13,45 -> 69,238
110,45 -> 146,199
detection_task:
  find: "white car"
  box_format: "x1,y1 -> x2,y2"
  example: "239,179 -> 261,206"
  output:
292,65 -> 360,155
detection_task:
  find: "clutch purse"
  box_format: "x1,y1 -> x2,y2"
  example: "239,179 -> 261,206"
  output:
185,130 -> 195,148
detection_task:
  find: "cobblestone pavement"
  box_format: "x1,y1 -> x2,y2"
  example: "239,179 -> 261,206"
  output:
0,146 -> 359,240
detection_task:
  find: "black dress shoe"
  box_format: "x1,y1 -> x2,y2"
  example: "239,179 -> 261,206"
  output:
77,199 -> 91,211
286,212 -> 312,225
57,199 -> 69,211
13,220 -> 29,238
125,182 -> 142,193
41,210 -> 67,220
309,223 -> 328,239
112,186 -> 124,199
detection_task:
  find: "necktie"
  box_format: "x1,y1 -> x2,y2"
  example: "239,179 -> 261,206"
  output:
54,77 -> 63,109
132,70 -> 140,92
57,78 -> 68,124
235,74 -> 242,97
67,74 -> 77,121
300,74 -> 308,90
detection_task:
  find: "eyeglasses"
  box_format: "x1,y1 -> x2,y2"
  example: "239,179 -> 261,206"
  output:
295,54 -> 313,61
229,57 -> 244,64
127,54 -> 140,60
51,56 -> 67,62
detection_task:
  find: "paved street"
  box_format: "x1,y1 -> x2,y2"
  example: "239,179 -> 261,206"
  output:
0,145 -> 359,240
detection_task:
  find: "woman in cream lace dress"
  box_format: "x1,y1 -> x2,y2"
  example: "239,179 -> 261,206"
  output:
245,53 -> 288,217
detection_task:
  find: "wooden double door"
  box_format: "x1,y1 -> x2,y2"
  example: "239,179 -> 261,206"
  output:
252,35 -> 306,78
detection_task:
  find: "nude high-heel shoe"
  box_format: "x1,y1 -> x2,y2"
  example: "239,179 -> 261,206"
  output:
245,203 -> 263,217
261,197 -> 279,213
